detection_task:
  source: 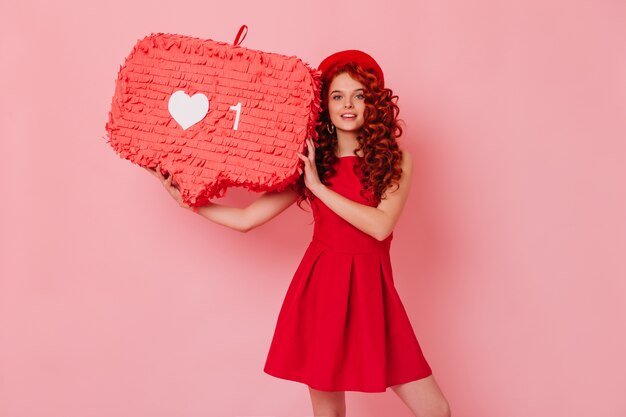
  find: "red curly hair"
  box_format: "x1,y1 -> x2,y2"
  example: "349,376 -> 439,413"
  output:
294,62 -> 405,210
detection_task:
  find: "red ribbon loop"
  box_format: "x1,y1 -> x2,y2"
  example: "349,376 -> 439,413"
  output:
233,25 -> 248,46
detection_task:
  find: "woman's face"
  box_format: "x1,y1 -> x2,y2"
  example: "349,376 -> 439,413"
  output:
327,72 -> 366,134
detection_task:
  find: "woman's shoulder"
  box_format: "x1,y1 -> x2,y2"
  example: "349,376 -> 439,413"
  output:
400,149 -> 413,172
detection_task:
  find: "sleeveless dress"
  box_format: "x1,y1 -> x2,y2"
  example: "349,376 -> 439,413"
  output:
263,155 -> 432,393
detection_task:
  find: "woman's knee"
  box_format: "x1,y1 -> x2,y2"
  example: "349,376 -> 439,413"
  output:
308,386 -> 346,417
390,375 -> 451,417
437,398 -> 452,417
424,391 -> 451,417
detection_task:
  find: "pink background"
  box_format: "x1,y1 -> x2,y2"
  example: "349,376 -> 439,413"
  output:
1,1 -> 625,416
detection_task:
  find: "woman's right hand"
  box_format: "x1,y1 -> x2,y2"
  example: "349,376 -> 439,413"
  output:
142,164 -> 194,211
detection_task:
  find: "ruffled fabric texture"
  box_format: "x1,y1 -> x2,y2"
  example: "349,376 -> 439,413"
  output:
105,33 -> 321,206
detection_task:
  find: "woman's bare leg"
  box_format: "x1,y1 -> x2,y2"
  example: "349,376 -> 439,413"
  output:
308,386 -> 346,417
390,374 -> 451,417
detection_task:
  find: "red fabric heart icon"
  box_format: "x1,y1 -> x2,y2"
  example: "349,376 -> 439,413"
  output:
105,32 -> 321,206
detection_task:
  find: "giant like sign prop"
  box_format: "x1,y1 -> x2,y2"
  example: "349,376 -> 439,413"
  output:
105,27 -> 321,206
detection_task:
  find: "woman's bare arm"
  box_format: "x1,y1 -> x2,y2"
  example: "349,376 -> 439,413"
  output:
143,165 -> 299,233
195,187 -> 299,232
304,149 -> 413,241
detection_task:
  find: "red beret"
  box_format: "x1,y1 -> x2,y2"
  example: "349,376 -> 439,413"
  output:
318,50 -> 385,88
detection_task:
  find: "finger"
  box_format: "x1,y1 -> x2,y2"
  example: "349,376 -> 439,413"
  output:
176,192 -> 188,208
157,165 -> 166,179
298,156 -> 310,169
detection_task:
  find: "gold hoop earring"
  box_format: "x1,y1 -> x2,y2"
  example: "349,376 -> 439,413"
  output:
326,123 -> 335,134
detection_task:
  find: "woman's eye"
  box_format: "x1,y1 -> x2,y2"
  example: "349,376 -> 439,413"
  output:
355,94 -> 364,99
332,95 -> 342,100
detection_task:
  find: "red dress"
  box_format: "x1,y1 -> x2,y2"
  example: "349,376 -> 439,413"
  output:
263,155 -> 432,392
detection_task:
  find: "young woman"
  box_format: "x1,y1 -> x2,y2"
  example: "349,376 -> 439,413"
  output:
145,50 -> 451,417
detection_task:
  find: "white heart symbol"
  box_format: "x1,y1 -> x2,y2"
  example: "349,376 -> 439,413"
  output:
168,90 -> 209,130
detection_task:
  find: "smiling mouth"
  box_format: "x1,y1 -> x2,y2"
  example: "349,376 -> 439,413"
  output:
341,114 -> 357,120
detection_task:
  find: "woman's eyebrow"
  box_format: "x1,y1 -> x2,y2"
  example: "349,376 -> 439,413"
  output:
330,88 -> 365,94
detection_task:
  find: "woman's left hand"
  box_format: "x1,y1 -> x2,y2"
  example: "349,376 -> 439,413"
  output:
297,137 -> 323,193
